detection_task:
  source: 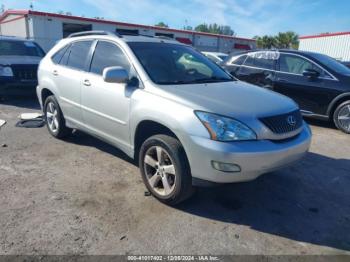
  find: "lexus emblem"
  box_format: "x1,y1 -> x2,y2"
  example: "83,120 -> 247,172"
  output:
287,115 -> 297,126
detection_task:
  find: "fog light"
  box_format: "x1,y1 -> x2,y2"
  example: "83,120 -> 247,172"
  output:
211,161 -> 241,173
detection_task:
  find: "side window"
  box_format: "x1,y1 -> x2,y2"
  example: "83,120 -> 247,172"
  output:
51,45 -> 69,64
279,54 -> 322,75
66,41 -> 93,70
59,45 -> 71,66
90,41 -> 131,75
231,55 -> 247,66
244,53 -> 275,70
243,55 -> 255,67
254,57 -> 275,70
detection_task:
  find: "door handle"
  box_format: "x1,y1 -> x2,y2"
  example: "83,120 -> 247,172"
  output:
83,79 -> 91,86
52,70 -> 58,76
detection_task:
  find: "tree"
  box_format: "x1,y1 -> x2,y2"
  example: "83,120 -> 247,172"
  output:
183,25 -> 193,31
275,31 -> 299,49
254,31 -> 299,49
254,35 -> 277,49
195,23 -> 234,36
155,22 -> 169,28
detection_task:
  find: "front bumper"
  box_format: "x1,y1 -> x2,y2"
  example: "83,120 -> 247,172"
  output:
185,123 -> 312,184
0,77 -> 37,95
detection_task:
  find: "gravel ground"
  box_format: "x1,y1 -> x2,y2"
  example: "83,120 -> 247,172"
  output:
0,96 -> 349,255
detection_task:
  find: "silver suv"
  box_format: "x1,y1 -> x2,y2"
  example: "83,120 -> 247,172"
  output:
37,31 -> 311,205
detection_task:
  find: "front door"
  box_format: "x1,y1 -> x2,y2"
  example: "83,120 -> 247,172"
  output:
81,40 -> 133,150
274,53 -> 333,115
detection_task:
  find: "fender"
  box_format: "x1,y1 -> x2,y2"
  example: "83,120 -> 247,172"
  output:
327,92 -> 350,116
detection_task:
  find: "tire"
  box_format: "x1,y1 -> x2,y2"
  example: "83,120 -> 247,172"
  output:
43,95 -> 71,138
333,100 -> 350,134
139,134 -> 194,205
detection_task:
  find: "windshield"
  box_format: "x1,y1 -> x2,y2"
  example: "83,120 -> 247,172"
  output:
128,42 -> 233,85
310,53 -> 350,75
0,40 -> 45,57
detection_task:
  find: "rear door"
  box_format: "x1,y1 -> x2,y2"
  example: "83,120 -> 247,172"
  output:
80,40 -> 133,149
274,53 -> 335,115
236,51 -> 277,89
52,40 -> 93,123
223,54 -> 247,77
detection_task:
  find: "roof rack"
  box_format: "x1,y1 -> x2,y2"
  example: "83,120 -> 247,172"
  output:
68,30 -> 122,38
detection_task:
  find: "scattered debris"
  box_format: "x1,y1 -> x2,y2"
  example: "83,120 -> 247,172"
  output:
0,119 -> 6,129
120,235 -> 127,241
144,191 -> 151,196
234,234 -> 240,239
16,119 -> 45,128
74,237 -> 81,241
16,112 -> 45,128
19,113 -> 43,120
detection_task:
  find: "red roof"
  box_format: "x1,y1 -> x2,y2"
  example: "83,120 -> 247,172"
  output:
0,9 -> 256,42
175,37 -> 193,45
299,31 -> 350,39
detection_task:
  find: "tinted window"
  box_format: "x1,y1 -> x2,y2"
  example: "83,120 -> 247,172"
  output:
279,54 -> 321,74
60,45 -> 71,66
90,41 -> 130,75
129,42 -> 232,85
231,55 -> 246,65
310,53 -> 350,75
66,41 -> 92,70
0,40 -> 45,57
52,45 -> 69,64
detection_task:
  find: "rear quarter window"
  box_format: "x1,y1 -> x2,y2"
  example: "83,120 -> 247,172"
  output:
51,45 -> 69,64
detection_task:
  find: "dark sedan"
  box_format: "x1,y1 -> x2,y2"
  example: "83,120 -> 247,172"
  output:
221,50 -> 350,134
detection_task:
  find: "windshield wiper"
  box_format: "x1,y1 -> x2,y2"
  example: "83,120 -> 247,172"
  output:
189,76 -> 233,83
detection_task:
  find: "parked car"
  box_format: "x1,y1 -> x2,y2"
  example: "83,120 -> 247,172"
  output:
222,50 -> 350,134
37,31 -> 311,205
202,51 -> 228,64
0,36 -> 45,96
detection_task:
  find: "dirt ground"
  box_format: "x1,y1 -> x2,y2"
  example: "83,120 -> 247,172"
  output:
0,96 -> 349,255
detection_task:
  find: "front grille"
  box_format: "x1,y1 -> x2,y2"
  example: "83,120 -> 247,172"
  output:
11,64 -> 38,81
259,110 -> 303,134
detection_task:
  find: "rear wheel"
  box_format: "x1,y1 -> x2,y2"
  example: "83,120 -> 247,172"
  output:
333,100 -> 350,134
139,134 -> 194,205
44,95 -> 71,138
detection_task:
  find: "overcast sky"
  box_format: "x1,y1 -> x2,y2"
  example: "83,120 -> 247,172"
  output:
2,0 -> 350,38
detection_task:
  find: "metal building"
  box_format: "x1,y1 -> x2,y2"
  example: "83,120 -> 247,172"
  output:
299,32 -> 350,61
0,9 -> 256,53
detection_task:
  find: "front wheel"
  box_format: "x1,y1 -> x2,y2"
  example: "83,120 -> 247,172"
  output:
333,100 -> 350,134
139,134 -> 194,205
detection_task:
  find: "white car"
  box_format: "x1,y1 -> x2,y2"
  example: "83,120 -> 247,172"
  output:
202,52 -> 229,64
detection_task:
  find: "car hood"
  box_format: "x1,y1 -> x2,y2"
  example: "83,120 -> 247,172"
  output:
0,55 -> 42,65
151,80 -> 298,120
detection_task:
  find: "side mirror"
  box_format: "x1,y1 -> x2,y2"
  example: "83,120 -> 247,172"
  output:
302,69 -> 320,79
103,66 -> 129,83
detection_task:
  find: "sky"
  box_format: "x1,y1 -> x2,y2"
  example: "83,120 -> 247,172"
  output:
2,0 -> 350,38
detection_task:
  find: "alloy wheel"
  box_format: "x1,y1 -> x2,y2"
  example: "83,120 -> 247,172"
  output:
338,105 -> 350,132
144,146 -> 176,196
46,101 -> 59,133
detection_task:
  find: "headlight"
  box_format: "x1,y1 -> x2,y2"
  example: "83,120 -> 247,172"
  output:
195,111 -> 257,141
0,66 -> 14,77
